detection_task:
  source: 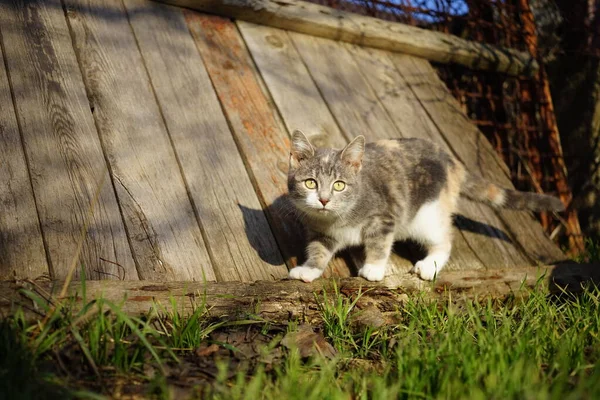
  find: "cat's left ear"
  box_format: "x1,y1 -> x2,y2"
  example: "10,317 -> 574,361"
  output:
290,130 -> 315,169
341,135 -> 365,172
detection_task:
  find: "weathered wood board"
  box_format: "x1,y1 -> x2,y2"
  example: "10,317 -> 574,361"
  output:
237,21 -> 343,149
0,38 -> 48,280
64,0 -> 214,281
186,13 -> 352,277
0,0 -> 137,280
123,0 -> 286,281
342,43 -> 531,268
392,55 -> 566,264
155,0 -> 537,77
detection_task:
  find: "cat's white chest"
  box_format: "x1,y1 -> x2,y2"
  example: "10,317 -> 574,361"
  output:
327,225 -> 363,247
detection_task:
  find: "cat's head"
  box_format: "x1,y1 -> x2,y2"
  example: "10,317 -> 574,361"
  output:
287,130 -> 364,218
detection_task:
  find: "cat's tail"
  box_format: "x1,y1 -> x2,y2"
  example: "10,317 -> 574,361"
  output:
460,173 -> 566,212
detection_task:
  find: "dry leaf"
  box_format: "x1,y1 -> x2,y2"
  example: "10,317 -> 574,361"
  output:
195,343 -> 220,357
281,324 -> 337,359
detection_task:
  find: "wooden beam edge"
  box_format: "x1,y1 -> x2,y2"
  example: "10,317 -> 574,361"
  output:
155,0 -> 538,77
1,263 -> 597,323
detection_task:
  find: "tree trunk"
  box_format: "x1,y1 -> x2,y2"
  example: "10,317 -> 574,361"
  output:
547,0 -> 600,241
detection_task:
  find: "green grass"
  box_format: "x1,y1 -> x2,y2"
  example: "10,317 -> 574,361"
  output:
203,285 -> 600,400
575,238 -> 600,263
1,279 -> 599,399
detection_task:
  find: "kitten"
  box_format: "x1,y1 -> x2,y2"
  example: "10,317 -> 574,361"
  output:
286,130 -> 565,282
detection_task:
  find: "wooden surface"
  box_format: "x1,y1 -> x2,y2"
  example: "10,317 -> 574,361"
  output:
64,0 -> 214,281
186,13 -> 352,277
3,263 -> 598,321
124,0 -> 286,281
0,36 -> 48,280
0,0 -> 137,280
0,0 -> 567,284
238,21 -> 342,149
156,0 -> 537,77
392,55 -> 567,264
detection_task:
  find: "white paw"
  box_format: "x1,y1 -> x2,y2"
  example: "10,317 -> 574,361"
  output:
410,259 -> 439,281
288,266 -> 324,283
358,264 -> 386,281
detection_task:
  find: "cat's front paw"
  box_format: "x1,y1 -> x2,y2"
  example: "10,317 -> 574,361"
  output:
411,260 -> 438,281
358,264 -> 386,281
288,266 -> 324,283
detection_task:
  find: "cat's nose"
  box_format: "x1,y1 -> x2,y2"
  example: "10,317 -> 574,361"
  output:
319,198 -> 329,206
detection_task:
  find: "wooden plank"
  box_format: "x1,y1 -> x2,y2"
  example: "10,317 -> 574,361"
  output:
186,13 -> 353,277
64,0 -> 215,281
123,0 -> 286,281
0,0 -> 137,280
239,22 -> 414,282
344,44 -> 532,269
391,54 -> 566,264
156,0 -> 537,77
0,35 -> 48,279
289,32 -> 499,272
237,21 -> 343,149
237,21 -> 356,279
3,262 -> 598,321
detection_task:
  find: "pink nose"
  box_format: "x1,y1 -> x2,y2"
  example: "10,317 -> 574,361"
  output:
319,198 -> 329,206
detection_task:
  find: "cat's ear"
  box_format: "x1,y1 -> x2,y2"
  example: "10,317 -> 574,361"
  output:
341,135 -> 365,172
290,130 -> 314,169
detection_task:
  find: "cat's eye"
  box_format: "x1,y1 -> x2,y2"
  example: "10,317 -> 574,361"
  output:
305,179 -> 317,189
333,181 -> 346,191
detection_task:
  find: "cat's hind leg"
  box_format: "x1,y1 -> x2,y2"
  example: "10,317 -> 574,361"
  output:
408,201 -> 453,281
411,237 -> 452,281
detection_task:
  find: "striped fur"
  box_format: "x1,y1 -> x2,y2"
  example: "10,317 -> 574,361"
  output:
460,173 -> 565,212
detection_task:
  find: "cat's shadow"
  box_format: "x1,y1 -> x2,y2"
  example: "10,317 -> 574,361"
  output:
238,195 -> 512,268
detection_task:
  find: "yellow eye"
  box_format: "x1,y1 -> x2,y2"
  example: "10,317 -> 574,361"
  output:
305,179 -> 317,189
333,181 -> 346,191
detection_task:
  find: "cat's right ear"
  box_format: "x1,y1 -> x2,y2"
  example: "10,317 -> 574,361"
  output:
341,135 -> 365,173
290,130 -> 314,169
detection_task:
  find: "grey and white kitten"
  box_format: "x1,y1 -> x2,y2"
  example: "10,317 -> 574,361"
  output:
286,130 -> 565,282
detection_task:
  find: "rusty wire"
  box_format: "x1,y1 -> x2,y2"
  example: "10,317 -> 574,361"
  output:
308,0 -> 584,253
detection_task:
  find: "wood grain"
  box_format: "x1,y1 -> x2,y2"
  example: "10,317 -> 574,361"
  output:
237,21 -> 356,278
3,262 -> 597,321
237,21 -> 343,149
155,0 -> 537,77
344,44 -> 531,268
289,32 -> 507,272
0,0 -> 137,280
124,0 -> 286,281
0,35 -> 48,279
64,0 -> 214,281
391,54 -> 566,264
186,13 -> 355,277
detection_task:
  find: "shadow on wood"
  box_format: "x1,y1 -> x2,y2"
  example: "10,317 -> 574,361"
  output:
238,193 -> 523,277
